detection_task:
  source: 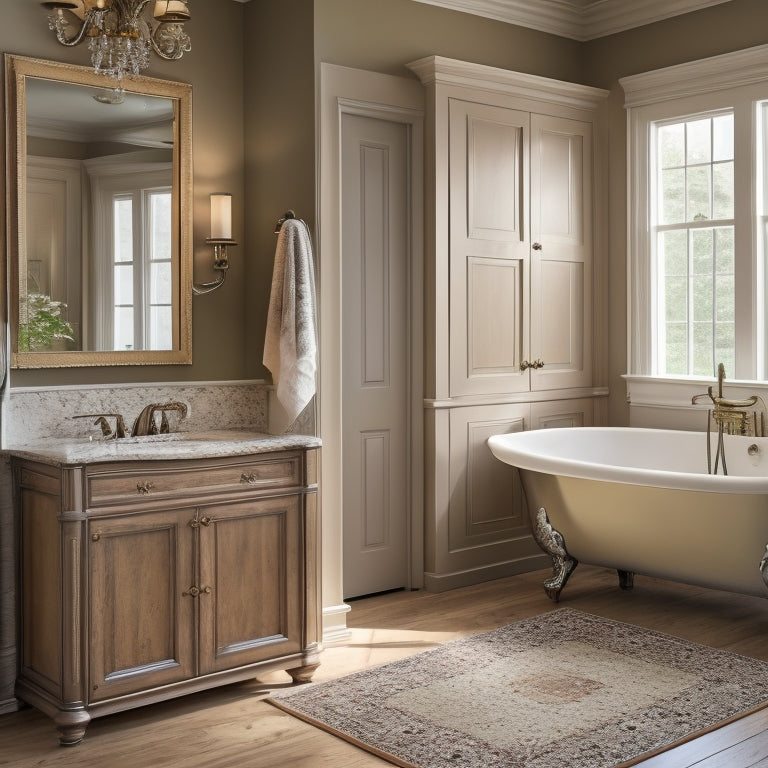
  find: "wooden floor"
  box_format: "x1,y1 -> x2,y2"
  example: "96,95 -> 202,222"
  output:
2,565 -> 768,767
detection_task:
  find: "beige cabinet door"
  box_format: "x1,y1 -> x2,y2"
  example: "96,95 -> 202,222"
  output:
449,99 -> 531,397
530,114 -> 593,391
198,497 -> 302,675
88,508 -> 195,701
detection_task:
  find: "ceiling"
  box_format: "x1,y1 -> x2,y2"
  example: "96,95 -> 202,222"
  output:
412,0 -> 734,40
25,78 -> 174,148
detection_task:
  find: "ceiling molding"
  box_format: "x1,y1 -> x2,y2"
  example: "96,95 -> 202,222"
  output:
412,0 -> 734,41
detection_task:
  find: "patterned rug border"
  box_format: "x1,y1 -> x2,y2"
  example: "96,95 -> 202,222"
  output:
267,608 -> 768,768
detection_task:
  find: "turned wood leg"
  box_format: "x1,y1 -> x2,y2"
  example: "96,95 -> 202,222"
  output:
531,507 -> 578,602
286,663 -> 320,684
618,570 -> 635,590
54,709 -> 91,746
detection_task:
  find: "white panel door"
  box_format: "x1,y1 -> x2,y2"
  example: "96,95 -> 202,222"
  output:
529,114 -> 593,390
341,113 -> 409,599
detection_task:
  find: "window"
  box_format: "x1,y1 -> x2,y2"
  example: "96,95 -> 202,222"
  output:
622,47 -> 768,383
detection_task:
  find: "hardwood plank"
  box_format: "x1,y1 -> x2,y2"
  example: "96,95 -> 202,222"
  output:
1,565 -> 767,767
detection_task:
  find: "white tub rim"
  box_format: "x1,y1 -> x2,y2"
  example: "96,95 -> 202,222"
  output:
487,426 -> 768,494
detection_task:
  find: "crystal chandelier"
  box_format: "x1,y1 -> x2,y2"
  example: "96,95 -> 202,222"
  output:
43,1 -> 191,88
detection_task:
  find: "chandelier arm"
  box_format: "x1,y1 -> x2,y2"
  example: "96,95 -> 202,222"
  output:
51,8 -> 98,47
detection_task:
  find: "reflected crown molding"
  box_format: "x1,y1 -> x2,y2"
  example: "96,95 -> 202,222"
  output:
411,0 -> 733,41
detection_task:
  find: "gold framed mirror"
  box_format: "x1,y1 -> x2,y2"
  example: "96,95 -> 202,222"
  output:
5,54 -> 192,368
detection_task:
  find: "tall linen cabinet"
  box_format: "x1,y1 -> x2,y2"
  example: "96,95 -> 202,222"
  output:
408,57 -> 609,591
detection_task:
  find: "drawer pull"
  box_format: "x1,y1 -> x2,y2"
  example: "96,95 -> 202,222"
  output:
136,481 -> 154,495
240,472 -> 258,485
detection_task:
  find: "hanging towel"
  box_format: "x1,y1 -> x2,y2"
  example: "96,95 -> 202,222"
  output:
263,218 -> 318,427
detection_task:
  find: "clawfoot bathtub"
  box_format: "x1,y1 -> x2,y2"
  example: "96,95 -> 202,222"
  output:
487,427 -> 768,601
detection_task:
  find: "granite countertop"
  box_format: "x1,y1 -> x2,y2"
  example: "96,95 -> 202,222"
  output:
3,430 -> 322,467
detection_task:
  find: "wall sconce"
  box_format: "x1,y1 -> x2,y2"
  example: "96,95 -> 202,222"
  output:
193,193 -> 237,296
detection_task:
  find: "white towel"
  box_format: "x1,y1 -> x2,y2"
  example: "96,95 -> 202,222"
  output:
263,218 -> 318,427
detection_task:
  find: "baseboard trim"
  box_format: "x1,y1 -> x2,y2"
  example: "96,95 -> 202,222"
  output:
322,603 -> 352,644
0,697 -> 21,715
423,553 -> 549,593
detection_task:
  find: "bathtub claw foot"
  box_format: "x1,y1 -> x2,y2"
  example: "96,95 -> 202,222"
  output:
533,507 -> 578,602
618,570 -> 635,590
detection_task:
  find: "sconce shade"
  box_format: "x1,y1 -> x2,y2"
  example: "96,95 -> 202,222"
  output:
154,0 -> 191,21
210,193 -> 233,241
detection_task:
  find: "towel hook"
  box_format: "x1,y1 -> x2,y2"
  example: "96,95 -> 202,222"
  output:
274,210 -> 296,234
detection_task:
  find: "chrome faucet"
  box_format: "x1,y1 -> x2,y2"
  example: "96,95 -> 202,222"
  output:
131,401 -> 188,436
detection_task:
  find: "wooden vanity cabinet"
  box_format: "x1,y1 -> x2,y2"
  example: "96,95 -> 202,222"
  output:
13,448 -> 321,745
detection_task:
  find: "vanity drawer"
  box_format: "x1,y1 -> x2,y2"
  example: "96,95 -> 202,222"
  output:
87,455 -> 301,507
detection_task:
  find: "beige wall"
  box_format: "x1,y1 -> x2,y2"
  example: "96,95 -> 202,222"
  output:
313,0 -> 584,82
242,0 -> 315,381
2,1 -> 246,388
584,0 -> 768,426
5,0 -> 768,416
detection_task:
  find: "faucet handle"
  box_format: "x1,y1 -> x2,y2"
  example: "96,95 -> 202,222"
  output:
73,413 -> 127,439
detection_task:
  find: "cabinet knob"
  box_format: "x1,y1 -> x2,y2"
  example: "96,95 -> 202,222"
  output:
136,481 -> 154,495
532,242 -> 543,250
240,472 -> 257,485
533,359 -> 545,369
189,514 -> 212,529
183,585 -> 211,598
521,359 -> 545,371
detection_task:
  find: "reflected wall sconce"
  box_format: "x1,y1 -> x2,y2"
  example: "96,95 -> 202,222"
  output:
193,193 -> 237,296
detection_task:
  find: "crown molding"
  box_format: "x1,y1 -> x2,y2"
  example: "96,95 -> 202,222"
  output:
412,0 -> 733,41
408,55 -> 609,110
620,43 -> 768,107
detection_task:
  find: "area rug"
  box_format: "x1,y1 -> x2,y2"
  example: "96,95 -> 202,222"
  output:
268,608 -> 768,768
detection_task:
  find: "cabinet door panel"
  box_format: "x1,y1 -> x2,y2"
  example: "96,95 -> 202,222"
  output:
530,114 -> 592,390
198,497 -> 301,675
467,256 -> 522,376
89,509 -> 195,701
450,99 -> 530,396
530,398 -> 594,429
447,404 -> 536,562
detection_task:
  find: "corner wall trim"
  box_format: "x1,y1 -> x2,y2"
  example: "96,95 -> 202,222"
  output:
322,603 -> 352,645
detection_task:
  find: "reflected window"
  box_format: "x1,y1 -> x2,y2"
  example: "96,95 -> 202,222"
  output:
110,188 -> 172,351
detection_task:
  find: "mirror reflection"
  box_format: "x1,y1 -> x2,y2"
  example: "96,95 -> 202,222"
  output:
7,55 -> 192,368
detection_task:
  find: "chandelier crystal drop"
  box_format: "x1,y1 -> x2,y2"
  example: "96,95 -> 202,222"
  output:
44,1 -> 191,88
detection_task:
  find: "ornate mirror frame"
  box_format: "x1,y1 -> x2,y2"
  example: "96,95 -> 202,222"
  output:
5,54 -> 193,368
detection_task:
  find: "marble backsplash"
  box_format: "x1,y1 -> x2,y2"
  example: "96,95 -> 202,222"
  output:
2,380 -> 272,445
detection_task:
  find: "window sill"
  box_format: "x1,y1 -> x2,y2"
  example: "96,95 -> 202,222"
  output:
624,374 -> 768,429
